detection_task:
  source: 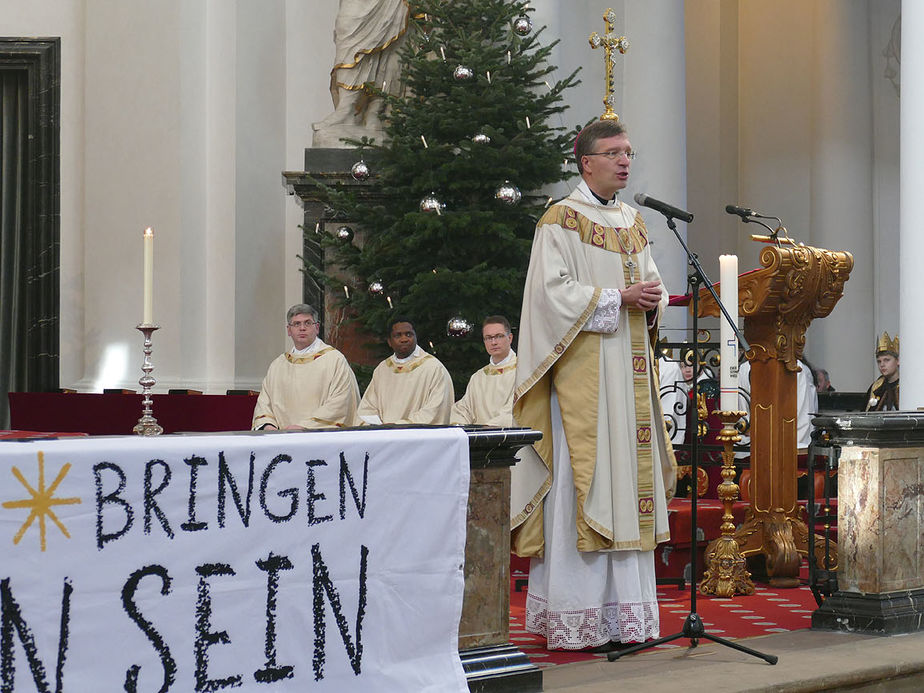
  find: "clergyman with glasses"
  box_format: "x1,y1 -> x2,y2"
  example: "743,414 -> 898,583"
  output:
511,119 -> 677,651
252,303 -> 360,430
450,315 -> 517,426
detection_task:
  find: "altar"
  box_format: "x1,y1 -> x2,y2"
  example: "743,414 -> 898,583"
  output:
0,425 -> 539,692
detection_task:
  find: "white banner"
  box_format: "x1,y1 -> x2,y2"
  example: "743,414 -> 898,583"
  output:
0,428 -> 470,692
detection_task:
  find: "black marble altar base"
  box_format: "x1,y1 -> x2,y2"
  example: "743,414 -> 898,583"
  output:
812,589 -> 924,635
811,411 -> 924,447
461,644 -> 542,693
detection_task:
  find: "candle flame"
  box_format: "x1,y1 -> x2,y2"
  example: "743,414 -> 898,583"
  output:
144,227 -> 153,237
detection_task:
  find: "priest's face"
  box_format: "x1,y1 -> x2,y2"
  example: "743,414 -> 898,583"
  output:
388,322 -> 417,359
876,353 -> 899,381
287,313 -> 319,350
581,133 -> 632,199
482,322 -> 512,362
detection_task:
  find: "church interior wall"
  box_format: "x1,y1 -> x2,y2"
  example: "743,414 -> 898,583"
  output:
685,0 -> 898,392
869,1 -> 901,370
234,0 -> 288,390
803,0 -> 875,392
0,0 -> 902,398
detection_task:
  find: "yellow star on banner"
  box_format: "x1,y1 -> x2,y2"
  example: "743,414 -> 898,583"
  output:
3,451 -> 82,552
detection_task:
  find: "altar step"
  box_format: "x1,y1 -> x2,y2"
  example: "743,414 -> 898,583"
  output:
540,628 -> 924,692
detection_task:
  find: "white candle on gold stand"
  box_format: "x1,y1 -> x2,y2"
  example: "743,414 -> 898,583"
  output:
143,227 -> 154,324
719,254 -> 739,410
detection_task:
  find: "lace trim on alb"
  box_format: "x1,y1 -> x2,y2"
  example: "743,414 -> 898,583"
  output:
524,592 -> 659,650
583,288 -> 622,333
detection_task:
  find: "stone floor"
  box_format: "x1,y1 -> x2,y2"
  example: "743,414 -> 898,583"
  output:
539,628 -> 924,692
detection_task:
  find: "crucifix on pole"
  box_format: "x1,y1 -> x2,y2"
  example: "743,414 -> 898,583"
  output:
588,8 -> 629,121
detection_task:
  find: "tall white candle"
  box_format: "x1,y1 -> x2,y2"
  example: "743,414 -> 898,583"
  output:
143,227 -> 154,324
719,254 -> 739,411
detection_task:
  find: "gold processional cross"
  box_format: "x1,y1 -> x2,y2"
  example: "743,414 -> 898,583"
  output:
589,8 -> 629,121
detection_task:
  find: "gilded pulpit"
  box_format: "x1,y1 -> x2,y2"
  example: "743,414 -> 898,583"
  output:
699,242 -> 853,586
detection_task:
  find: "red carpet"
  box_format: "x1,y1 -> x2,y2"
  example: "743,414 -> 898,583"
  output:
509,573 -> 818,668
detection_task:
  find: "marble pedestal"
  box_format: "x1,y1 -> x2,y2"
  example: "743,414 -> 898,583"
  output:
811,412 -> 924,634
461,428 -> 543,692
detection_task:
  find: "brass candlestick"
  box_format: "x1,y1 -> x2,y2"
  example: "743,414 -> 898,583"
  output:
699,409 -> 754,597
133,324 -> 163,436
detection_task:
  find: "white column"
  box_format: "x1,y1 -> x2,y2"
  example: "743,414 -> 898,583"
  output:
805,0 -> 875,392
901,1 -> 924,408
199,0 -> 238,390
621,1 -> 688,332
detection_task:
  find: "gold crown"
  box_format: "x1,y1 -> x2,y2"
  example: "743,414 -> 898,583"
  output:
876,331 -> 899,356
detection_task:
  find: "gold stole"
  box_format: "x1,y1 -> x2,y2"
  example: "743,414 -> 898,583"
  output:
619,244 -> 657,551
285,346 -> 335,364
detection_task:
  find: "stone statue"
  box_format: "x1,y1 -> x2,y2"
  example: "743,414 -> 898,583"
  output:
312,0 -> 410,148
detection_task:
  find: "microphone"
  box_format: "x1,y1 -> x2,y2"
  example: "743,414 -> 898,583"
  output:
725,204 -> 756,219
633,193 -> 694,223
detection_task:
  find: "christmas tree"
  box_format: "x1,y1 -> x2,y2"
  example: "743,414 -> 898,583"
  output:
314,0 -> 580,389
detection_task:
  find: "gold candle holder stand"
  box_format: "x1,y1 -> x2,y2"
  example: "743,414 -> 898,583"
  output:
132,324 -> 163,436
699,409 -> 754,597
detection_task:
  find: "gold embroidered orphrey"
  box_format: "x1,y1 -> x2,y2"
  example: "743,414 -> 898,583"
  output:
589,8 -> 629,121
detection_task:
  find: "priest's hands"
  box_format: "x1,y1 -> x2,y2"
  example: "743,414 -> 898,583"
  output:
620,280 -> 662,311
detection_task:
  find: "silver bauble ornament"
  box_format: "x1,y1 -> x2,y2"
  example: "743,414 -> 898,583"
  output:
472,132 -> 491,145
368,280 -> 385,296
419,192 -> 445,213
513,16 -> 533,36
495,180 -> 522,206
453,64 -> 474,81
350,159 -> 371,181
335,225 -> 354,243
446,316 -> 474,338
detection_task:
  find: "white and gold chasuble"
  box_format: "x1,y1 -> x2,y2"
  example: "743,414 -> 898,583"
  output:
252,340 -> 360,429
357,348 -> 454,425
512,183 -> 676,557
450,352 -> 517,427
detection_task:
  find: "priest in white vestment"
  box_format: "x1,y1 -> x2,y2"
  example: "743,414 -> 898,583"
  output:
451,315 -> 517,427
511,120 -> 677,651
252,304 -> 360,430
357,317 -> 454,425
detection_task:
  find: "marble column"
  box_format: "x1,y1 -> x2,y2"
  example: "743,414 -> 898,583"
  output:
901,1 -> 924,409
811,412 -> 924,634
461,428 -> 543,693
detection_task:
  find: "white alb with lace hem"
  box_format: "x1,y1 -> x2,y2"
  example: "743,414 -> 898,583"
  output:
524,389 -> 660,650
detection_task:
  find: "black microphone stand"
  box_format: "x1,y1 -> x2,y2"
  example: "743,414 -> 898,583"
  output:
608,214 -> 776,665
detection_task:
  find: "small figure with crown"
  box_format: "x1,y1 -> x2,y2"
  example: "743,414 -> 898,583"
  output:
865,332 -> 900,411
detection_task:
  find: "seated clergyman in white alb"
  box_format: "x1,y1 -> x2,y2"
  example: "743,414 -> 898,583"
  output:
451,315 -> 517,427
357,317 -> 454,425
252,303 -> 360,430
